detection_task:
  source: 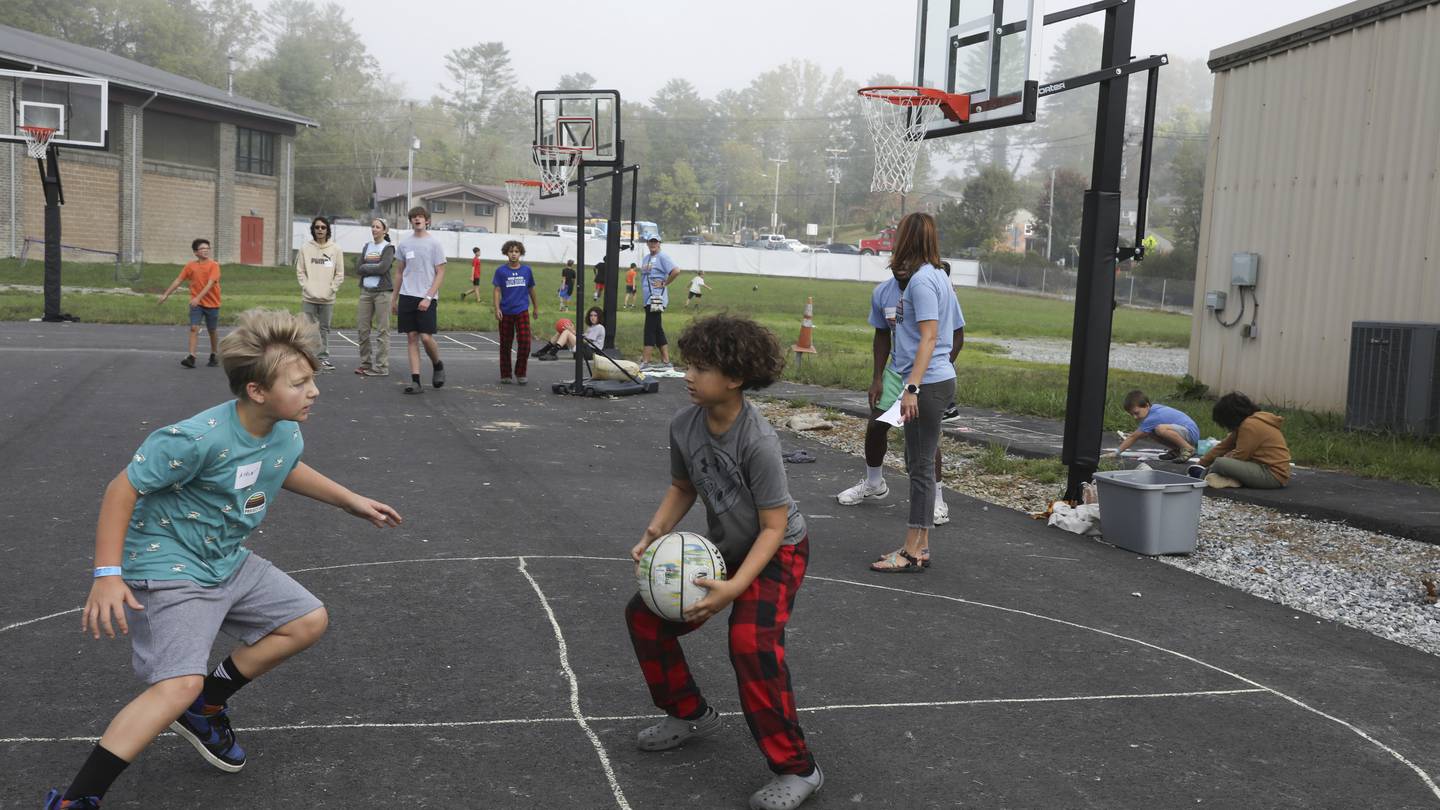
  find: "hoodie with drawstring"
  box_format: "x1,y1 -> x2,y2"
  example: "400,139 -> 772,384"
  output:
296,239 -> 345,304
1198,411 -> 1291,484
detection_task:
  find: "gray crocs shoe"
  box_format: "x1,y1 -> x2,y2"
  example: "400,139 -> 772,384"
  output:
636,707 -> 722,751
749,765 -> 823,810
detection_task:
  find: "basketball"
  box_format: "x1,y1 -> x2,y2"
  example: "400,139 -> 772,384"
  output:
636,532 -> 728,622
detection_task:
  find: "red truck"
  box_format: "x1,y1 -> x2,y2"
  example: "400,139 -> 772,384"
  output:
858,227 -> 896,255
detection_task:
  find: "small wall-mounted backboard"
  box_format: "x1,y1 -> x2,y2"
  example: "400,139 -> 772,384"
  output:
534,90 -> 620,167
0,68 -> 109,151
915,0 -> 1042,139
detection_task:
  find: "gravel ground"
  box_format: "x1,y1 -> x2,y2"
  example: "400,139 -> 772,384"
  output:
973,337 -> 1190,377
757,400 -> 1440,657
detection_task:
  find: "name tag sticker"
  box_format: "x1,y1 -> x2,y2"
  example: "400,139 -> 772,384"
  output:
405,250 -> 416,260
234,461 -> 261,489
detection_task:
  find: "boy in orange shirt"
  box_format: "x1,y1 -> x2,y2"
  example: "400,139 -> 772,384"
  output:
158,239 -> 223,368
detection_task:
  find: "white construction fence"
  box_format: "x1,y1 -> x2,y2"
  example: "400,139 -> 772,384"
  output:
301,224 -> 979,288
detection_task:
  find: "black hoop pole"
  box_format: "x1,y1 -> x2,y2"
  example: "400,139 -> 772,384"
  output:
38,142 -> 66,322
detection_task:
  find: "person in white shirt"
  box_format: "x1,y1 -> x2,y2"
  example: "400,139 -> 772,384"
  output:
685,271 -> 712,309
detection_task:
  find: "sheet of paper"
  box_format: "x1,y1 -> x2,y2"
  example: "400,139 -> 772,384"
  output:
875,397 -> 905,427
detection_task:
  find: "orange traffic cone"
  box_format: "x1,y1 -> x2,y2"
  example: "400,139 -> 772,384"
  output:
792,296 -> 818,361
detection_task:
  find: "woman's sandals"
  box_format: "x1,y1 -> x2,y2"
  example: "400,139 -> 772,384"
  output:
874,547 -> 931,568
749,766 -> 824,810
869,549 -> 927,573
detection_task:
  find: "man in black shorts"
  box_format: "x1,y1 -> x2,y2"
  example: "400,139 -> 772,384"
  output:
391,206 -> 447,394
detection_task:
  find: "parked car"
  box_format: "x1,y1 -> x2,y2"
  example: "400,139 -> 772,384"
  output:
781,239 -> 810,253
756,233 -> 788,249
680,235 -> 706,245
742,240 -> 767,249
822,242 -> 860,254
433,219 -> 466,231
811,246 -> 831,254
463,225 -> 490,234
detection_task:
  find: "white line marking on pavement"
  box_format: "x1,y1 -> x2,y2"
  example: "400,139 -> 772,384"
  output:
441,334 -> 479,351
1,607 -> 81,633
518,556 -> 632,810
467,332 -> 500,345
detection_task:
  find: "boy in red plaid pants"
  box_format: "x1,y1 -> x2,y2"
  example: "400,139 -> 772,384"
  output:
627,314 -> 822,810
491,241 -> 539,385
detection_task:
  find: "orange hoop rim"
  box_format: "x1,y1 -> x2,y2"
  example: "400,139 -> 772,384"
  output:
857,86 -> 970,122
505,178 -> 543,188
18,124 -> 56,139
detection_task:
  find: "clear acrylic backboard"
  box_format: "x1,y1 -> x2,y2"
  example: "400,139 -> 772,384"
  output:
0,69 -> 109,151
915,0 -> 1042,138
534,90 -> 620,166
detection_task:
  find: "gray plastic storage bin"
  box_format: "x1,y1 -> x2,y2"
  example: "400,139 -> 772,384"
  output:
1092,470 -> 1206,555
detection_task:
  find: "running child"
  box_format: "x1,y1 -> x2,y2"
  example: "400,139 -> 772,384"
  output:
624,263 -> 638,308
158,238 -> 222,369
42,308 -> 401,809
492,240 -> 539,384
460,246 -> 484,303
685,270 -> 711,309
625,313 -> 822,810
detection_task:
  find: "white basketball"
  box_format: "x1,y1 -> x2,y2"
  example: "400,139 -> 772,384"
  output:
636,532 -> 728,622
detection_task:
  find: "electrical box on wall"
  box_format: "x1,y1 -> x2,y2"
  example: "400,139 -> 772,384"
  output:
1205,290 -> 1227,311
1231,252 -> 1259,287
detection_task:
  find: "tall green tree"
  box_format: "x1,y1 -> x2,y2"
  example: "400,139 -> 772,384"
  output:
652,161 -> 704,238
1030,168 -> 1087,263
936,165 -> 1023,251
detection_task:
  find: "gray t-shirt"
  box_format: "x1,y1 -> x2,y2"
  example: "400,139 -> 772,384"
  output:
395,234 -> 447,298
669,401 -> 806,568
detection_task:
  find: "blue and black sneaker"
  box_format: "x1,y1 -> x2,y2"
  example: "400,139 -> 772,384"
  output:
169,702 -> 246,773
42,789 -> 101,808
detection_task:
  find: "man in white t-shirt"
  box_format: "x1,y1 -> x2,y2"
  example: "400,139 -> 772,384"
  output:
391,206 -> 447,395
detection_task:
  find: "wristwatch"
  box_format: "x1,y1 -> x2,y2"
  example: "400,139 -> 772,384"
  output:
904,383 -> 921,395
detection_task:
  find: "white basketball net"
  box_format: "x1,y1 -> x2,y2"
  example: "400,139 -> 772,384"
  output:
19,126 -> 55,160
505,180 -> 540,223
859,91 -> 946,194
534,146 -> 579,197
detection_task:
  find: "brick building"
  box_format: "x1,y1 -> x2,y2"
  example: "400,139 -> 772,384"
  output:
0,24 -> 315,266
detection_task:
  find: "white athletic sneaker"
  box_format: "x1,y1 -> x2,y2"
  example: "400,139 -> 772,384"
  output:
934,500 -> 950,525
837,478 -> 888,505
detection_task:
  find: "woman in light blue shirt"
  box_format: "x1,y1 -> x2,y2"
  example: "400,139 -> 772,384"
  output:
870,213 -> 956,573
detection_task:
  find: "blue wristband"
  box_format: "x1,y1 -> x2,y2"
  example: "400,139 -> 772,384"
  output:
93,566 -> 123,578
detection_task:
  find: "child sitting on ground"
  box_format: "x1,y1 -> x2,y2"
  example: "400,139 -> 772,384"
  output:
1112,389 -> 1201,461
534,307 -> 605,361
624,313 -> 822,810
1192,391 -> 1291,489
42,309 -> 401,809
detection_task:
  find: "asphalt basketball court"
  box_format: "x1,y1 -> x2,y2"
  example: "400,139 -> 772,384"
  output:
2,322 -> 1438,809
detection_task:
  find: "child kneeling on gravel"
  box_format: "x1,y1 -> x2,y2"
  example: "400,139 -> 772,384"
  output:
1192,391 -> 1291,489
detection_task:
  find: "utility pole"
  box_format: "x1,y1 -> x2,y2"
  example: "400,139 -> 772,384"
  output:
1047,167 -> 1056,262
825,148 -> 847,243
768,157 -> 788,233
405,102 -> 418,213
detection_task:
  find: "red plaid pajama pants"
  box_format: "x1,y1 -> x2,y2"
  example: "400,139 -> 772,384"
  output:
498,311 -> 531,379
625,537 -> 814,775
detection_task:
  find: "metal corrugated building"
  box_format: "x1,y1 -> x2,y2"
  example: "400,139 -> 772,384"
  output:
1189,0 -> 1440,412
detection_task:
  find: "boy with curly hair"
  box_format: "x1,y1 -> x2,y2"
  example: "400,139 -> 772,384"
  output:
42,309 -> 402,809
625,313 -> 822,810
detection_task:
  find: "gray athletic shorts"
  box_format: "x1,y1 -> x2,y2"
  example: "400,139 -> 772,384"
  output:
124,552 -> 323,684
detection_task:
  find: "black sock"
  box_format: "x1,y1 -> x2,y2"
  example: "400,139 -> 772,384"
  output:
412,373 -> 421,384
432,360 -> 444,370
200,655 -> 252,709
64,744 -> 129,800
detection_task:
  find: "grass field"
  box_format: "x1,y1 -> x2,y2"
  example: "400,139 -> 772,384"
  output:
3,257 -> 1436,487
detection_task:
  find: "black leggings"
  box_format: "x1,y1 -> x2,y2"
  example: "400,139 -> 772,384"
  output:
643,307 -> 667,347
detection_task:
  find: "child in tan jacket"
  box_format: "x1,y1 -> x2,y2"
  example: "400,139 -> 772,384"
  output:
295,216 -> 346,370
1195,392 -> 1291,489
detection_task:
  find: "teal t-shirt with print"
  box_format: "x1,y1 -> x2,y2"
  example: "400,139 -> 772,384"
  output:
123,400 -> 303,586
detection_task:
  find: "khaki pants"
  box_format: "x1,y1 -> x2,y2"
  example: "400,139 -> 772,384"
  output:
356,289 -> 392,374
301,301 -> 334,359
1210,457 -> 1284,489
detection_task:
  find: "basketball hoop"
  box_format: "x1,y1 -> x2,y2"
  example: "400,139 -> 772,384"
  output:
505,179 -> 542,223
857,86 -> 969,193
18,125 -> 56,159
533,144 -> 582,197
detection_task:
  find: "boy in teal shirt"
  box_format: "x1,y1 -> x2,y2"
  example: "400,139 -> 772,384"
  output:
43,308 -> 402,809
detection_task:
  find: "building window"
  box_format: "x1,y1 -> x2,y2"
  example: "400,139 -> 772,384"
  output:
143,110 -> 217,168
472,203 -> 494,217
430,201 -> 448,213
236,127 -> 274,175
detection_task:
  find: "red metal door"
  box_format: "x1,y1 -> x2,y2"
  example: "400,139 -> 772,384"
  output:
240,216 -> 264,265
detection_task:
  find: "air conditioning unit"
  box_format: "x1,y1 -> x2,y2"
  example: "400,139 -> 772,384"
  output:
1345,322 -> 1440,435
